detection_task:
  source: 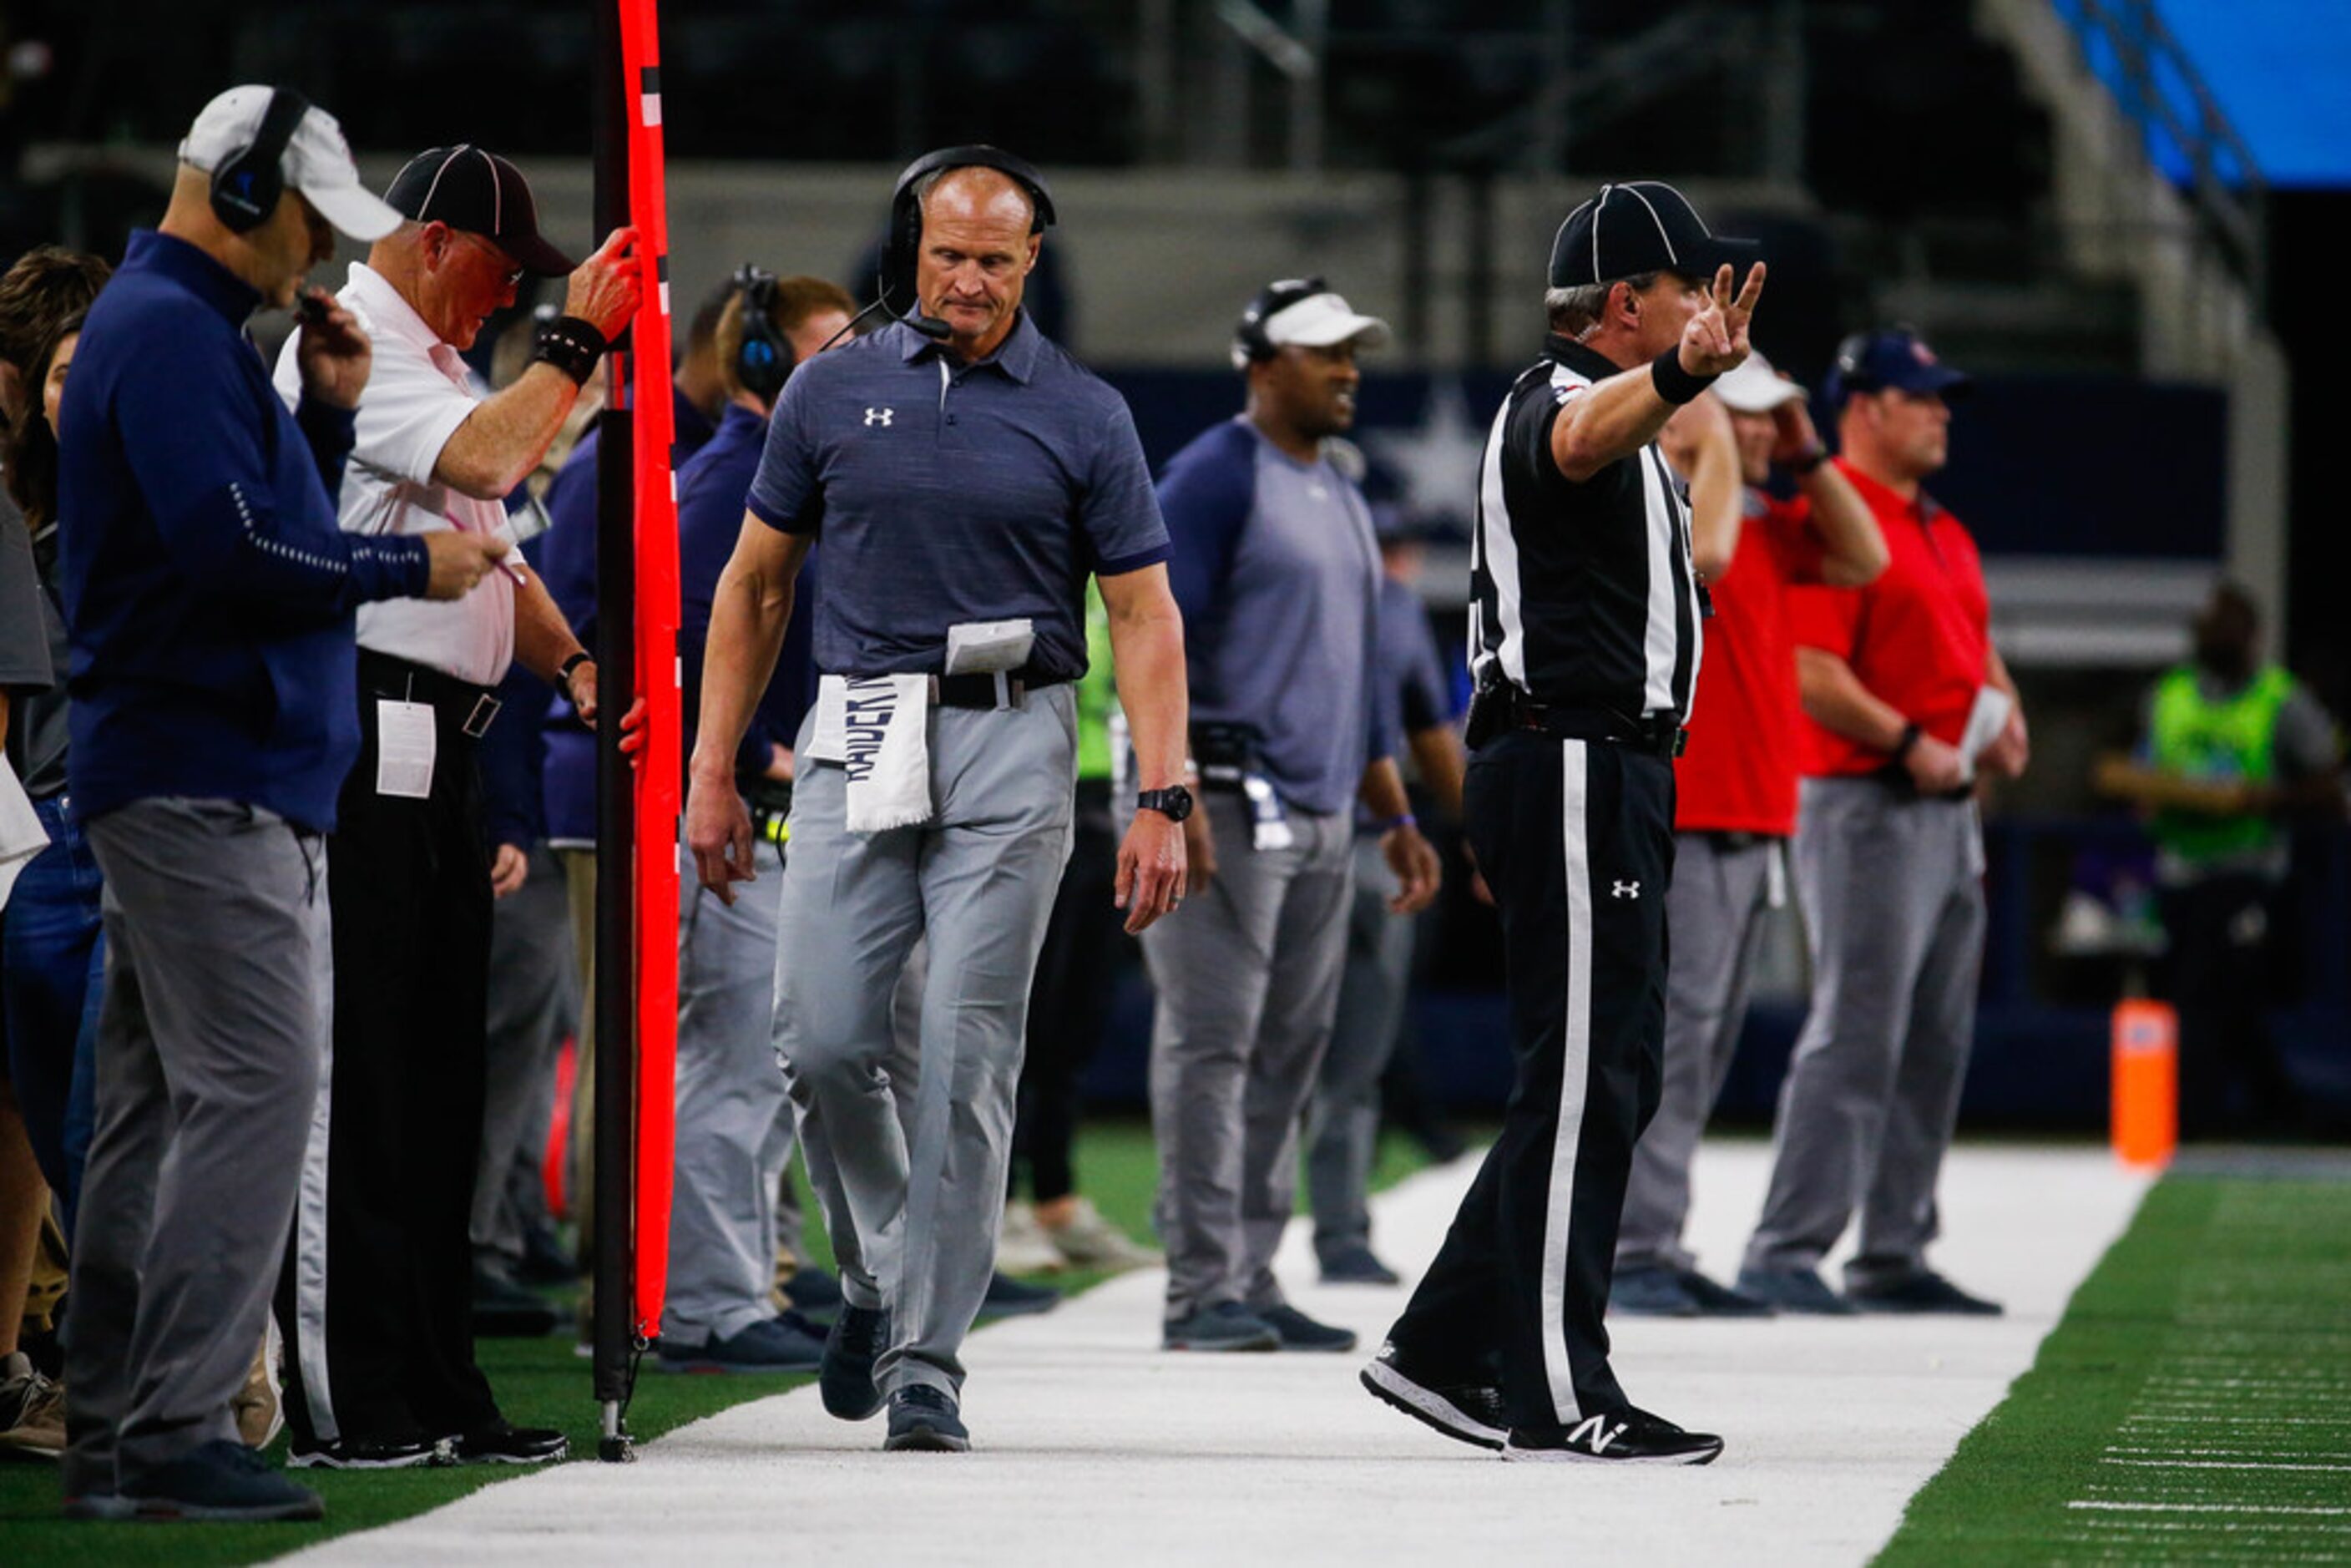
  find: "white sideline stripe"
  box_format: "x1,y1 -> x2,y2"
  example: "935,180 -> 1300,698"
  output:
294,1146 -> 2150,1568
2069,1501 -> 2351,1516
1539,739 -> 1594,1427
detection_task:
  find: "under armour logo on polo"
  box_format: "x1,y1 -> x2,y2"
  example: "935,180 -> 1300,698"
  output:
863,407 -> 894,427
1569,1414 -> 1628,1454
1611,880 -> 1641,900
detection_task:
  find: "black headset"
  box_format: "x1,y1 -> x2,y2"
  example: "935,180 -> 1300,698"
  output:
210,87 -> 313,235
1231,276 -> 1328,371
730,265 -> 792,402
878,144 -> 1056,341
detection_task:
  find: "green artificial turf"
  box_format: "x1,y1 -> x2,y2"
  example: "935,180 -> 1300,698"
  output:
0,1116 -> 1433,1565
1876,1166 -> 2351,1565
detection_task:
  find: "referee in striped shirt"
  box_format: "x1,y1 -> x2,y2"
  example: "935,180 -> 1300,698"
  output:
1363,181 -> 1762,1465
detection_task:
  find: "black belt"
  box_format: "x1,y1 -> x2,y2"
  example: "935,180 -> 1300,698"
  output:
930,670 -> 1067,711
356,650 -> 502,739
1491,687 -> 1686,759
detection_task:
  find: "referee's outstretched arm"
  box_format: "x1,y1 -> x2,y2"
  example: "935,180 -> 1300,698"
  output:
1553,261 -> 1765,483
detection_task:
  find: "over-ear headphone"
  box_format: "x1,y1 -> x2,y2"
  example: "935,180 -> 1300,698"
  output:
210,87 -> 313,235
731,264 -> 792,402
880,144 -> 1056,341
1230,276 -> 1327,372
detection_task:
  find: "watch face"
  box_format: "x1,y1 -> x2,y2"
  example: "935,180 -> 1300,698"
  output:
1143,787 -> 1193,822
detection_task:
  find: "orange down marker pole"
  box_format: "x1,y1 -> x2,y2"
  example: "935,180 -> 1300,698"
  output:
2111,999 -> 2177,1169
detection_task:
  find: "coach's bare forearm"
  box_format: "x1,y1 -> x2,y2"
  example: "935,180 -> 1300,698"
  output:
690,515 -> 806,788
1802,462 -> 1888,588
1796,645 -> 1909,751
1100,564 -> 1188,793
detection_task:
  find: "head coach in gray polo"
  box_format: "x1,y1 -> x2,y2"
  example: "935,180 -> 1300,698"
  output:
685,145 -> 1189,1454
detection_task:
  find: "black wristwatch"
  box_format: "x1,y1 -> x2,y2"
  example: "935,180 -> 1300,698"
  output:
556,650 -> 593,706
1136,785 -> 1194,823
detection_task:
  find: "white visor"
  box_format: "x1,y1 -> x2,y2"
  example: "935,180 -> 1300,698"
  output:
1712,352 -> 1806,414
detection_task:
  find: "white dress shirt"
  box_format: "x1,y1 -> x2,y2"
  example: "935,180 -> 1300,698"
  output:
272,261 -> 516,685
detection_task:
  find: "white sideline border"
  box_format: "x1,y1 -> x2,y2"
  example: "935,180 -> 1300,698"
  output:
295,1142 -> 2147,1567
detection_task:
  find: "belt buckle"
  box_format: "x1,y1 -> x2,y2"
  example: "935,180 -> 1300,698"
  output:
462,694 -> 503,739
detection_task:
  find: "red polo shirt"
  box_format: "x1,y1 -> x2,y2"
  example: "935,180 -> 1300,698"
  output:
1788,459 -> 1989,779
1676,491 -> 1828,837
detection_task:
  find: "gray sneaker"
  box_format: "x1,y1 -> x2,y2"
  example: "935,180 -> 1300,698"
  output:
1734,1266 -> 1857,1315
883,1385 -> 970,1453
1261,1303 -> 1358,1353
657,1313 -> 827,1374
821,1305 -> 889,1419
1610,1265 -> 1703,1318
123,1440 -> 326,1522
1162,1301 -> 1281,1352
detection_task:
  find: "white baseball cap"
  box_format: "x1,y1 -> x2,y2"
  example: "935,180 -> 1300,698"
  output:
1231,278 -> 1391,371
1712,350 -> 1806,414
179,86 -> 402,242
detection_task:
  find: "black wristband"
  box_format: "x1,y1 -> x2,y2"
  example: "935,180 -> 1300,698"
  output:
1790,444 -> 1830,476
533,316 -> 609,387
1650,349 -> 1718,407
556,650 -> 592,703
1890,721 -> 1924,762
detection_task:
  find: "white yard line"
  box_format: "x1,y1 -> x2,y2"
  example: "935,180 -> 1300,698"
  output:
294,1142 -> 2145,1567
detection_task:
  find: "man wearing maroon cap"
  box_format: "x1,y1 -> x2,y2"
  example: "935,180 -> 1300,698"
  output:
1736,329 -> 2027,1317
1612,355 -> 1884,1318
268,145 -> 641,1469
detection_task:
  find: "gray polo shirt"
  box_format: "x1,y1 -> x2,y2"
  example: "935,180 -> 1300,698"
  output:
746,314 -> 1168,681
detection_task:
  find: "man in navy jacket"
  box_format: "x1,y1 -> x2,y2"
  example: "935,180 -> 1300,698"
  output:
55,86 -> 504,1523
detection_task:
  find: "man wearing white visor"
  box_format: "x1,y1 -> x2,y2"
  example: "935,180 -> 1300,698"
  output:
1147,278 -> 1441,1352
1610,352 -> 1883,1317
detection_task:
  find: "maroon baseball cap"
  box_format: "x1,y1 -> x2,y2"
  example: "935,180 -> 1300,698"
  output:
383,145 -> 575,277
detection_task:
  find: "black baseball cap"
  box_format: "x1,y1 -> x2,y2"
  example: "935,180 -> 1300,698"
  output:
1824,328 -> 1973,406
383,145 -> 575,277
1547,180 -> 1758,289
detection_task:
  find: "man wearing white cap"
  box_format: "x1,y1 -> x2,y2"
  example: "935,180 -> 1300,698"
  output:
1147,278 -> 1441,1353
1611,357 -> 1883,1318
55,85 -> 508,1521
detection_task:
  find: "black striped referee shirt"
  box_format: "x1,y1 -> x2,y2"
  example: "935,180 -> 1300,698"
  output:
1468,333 -> 1704,724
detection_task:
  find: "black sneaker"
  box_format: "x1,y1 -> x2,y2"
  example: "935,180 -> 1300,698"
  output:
1360,1343 -> 1507,1451
781,1265 -> 843,1321
1846,1269 -> 2004,1316
1503,1407 -> 1723,1465
883,1385 -> 970,1453
1610,1265 -> 1703,1317
122,1439 -> 326,1521
821,1304 -> 889,1420
980,1271 -> 1061,1318
657,1313 -> 827,1374
287,1432 -> 452,1469
448,1421 -> 568,1464
1161,1302 -> 1281,1352
1319,1246 -> 1402,1286
1734,1266 -> 1857,1315
1676,1269 -> 1776,1318
1261,1303 -> 1358,1353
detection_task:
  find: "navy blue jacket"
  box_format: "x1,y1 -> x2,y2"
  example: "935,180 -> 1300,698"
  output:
538,385 -> 718,844
58,230 -> 428,832
680,402 -> 818,776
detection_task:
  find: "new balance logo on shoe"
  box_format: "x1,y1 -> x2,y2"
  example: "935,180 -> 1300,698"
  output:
1569,1414 -> 1628,1454
1612,881 -> 1641,900
863,407 -> 895,427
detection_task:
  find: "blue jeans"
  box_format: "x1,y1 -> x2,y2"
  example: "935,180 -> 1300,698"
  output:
3,792 -> 105,1237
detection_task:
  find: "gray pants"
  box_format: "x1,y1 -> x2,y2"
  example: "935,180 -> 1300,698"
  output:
772,690 -> 1075,1397
1305,834 -> 1413,1265
1618,833 -> 1777,1274
473,844 -> 576,1272
1142,790 -> 1352,1321
65,798 -> 331,1492
667,834 -> 798,1344
1744,778 -> 1986,1288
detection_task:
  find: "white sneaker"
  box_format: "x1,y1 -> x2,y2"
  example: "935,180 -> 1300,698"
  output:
1043,1197 -> 1162,1272
995,1201 -> 1064,1274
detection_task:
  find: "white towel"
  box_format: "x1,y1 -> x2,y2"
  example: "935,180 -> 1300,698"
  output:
0,756 -> 50,913
810,674 -> 933,833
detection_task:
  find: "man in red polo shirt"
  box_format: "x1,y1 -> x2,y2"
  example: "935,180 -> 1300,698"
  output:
1613,354 -> 1885,1317
1737,329 -> 2027,1316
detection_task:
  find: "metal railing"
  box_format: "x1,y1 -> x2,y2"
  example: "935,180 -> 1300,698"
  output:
2050,0 -> 2267,314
